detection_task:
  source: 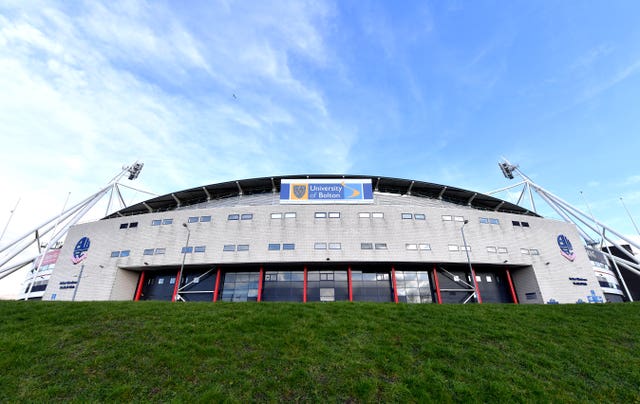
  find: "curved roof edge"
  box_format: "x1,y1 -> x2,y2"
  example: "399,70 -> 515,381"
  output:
104,175 -> 540,219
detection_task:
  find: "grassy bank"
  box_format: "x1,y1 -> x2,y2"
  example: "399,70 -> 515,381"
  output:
0,301 -> 639,402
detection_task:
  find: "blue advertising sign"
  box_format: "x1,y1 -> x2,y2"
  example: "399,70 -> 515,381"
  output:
280,179 -> 374,204
71,236 -> 90,265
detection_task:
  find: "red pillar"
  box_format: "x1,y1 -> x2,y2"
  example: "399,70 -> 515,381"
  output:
303,266 -> 308,303
257,266 -> 264,302
134,271 -> 145,301
348,266 -> 353,302
213,267 -> 221,302
171,269 -> 181,302
470,265 -> 483,304
432,265 -> 442,304
505,268 -> 518,304
391,266 -> 399,304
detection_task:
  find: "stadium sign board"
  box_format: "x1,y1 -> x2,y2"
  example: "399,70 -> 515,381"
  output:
280,179 -> 374,204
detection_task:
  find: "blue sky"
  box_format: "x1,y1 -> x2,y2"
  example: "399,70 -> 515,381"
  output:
2,1 -> 640,294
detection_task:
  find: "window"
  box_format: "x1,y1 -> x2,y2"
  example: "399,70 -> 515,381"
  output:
200,215 -> 211,222
154,248 -> 166,255
487,246 -> 497,253
241,213 -> 253,220
414,214 -> 426,220
188,216 -> 199,223
448,245 -> 459,252
284,212 -> 297,218
314,242 -> 327,250
520,248 -> 530,255
151,219 -> 161,226
120,250 -> 130,257
181,246 -> 193,254
361,243 -> 373,250
314,212 -> 327,218
328,212 -> 341,218
418,243 -> 431,250
271,213 -> 282,219
194,246 -> 206,253
489,218 -> 499,225
328,242 -> 342,250
442,215 -> 452,221
454,216 -> 465,222
162,219 -> 173,225
223,245 -> 235,252
498,247 -> 508,254
228,214 -> 240,220
479,217 -> 489,224
521,222 -> 530,227
372,212 -> 384,218
359,212 -> 371,218
237,244 -> 249,251
374,243 -> 388,250
406,243 -> 418,250
530,249 -> 540,255
461,245 -> 471,251
283,243 -> 295,250
512,221 -> 521,226
486,275 -> 493,283
110,251 -> 120,258
402,213 -> 413,219
143,249 -> 155,255
120,223 -> 129,229
268,243 -> 281,251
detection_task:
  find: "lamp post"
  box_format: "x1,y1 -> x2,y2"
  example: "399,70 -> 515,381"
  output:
174,223 -> 190,302
461,220 -> 481,303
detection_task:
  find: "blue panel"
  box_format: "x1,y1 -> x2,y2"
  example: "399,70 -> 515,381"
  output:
280,183 -> 290,200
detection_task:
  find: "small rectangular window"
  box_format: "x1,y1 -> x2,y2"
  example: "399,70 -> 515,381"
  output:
418,243 -> 431,250
487,246 -> 497,253
271,213 -> 283,219
154,248 -> 166,255
498,247 -> 508,254
194,246 -> 206,253
223,245 -> 236,252
530,249 -> 540,255
151,219 -> 161,226
361,243 -> 373,250
110,251 -> 120,258
284,212 -> 296,218
119,223 -> 129,229
401,213 -> 413,219
129,222 -> 138,228
328,242 -> 342,250
476,275 -> 482,282
268,243 -> 281,251
461,245 -> 471,251
479,217 -> 489,224
414,213 -> 426,220
520,248 -> 530,255
372,212 -> 384,218
143,248 -> 155,255
282,243 -> 295,250
454,216 -> 465,222
442,215 -> 452,221
120,250 -> 130,257
406,243 -> 418,250
241,213 -> 253,220
486,275 -> 493,283
188,216 -> 199,223
200,215 -> 211,222
228,214 -> 240,220
358,212 -> 371,218
237,244 -> 249,251
448,245 -> 459,252
489,218 -> 499,225
170,277 -> 176,285
512,221 -> 521,226
314,212 -> 327,218
158,278 -> 164,285
314,242 -> 327,250
521,222 -> 530,227
181,246 -> 193,254
328,212 -> 340,218
526,292 -> 537,300
162,218 -> 173,225
374,243 -> 388,250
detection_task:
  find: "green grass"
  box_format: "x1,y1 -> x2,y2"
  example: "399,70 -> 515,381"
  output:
1,301 -> 639,402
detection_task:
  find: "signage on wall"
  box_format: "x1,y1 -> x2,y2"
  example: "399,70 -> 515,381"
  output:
557,234 -> 576,261
280,179 -> 374,204
71,237 -> 90,264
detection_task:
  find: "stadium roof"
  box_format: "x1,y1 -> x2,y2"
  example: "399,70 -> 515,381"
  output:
105,175 -> 540,219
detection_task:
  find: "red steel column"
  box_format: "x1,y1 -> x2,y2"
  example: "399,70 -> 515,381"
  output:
470,265 -> 483,304
303,266 -> 308,303
257,266 -> 264,302
171,269 -> 181,302
505,268 -> 518,304
391,266 -> 399,304
134,271 -> 145,301
213,267 -> 221,302
348,266 -> 353,302
432,265 -> 442,304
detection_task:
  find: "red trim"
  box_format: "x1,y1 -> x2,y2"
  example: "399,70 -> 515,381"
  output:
348,266 -> 353,302
470,266 -> 483,304
257,266 -> 264,302
171,269 -> 181,302
391,266 -> 398,304
213,267 -> 221,302
432,265 -> 442,304
134,271 -> 145,301
505,268 -> 518,304
303,266 -> 308,303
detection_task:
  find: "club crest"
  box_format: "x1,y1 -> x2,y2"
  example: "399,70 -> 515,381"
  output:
557,234 -> 576,261
72,237 -> 90,264
292,184 -> 307,200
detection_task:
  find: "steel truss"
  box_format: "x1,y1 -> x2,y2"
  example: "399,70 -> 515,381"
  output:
489,159 -> 639,301
0,162 -> 153,298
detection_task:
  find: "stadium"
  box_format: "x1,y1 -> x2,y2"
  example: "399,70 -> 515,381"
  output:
21,171 -> 628,304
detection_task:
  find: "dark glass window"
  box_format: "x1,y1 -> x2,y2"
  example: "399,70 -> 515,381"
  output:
151,219 -> 161,226
223,245 -> 235,252
479,217 -> 489,224
283,243 -> 295,250
237,244 -> 249,251
375,243 -> 388,250
188,216 -> 199,223
512,221 -> 521,226
181,246 -> 193,253
228,214 -> 240,220
307,270 -> 349,302
521,222 -> 530,227
489,218 -> 499,225
396,271 -> 433,303
361,243 -> 373,250
220,272 -> 259,302
262,271 -> 304,302
129,222 -> 138,228
119,223 -> 129,229
241,213 -> 253,220
143,248 -> 155,255
351,270 -> 392,302
162,218 -> 173,225
110,251 -> 120,258
268,243 -> 281,251
194,246 -> 206,253
120,250 -> 130,257
155,248 -> 166,255
200,216 -> 211,222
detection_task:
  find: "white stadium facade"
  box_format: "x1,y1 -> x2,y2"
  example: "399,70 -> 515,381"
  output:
21,174 -> 627,304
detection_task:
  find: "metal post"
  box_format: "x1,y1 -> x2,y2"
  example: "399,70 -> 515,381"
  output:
72,264 -> 85,301
620,197 -> 640,237
174,223 -> 190,302
461,220 -> 481,303
432,265 -> 442,304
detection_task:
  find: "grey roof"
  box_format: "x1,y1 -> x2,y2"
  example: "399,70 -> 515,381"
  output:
104,175 -> 539,219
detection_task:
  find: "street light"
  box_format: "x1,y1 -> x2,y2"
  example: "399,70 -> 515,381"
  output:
174,223 -> 191,302
461,220 -> 481,303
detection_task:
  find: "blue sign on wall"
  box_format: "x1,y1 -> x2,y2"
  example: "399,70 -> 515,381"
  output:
557,234 -> 576,261
280,179 -> 374,204
71,236 -> 90,265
